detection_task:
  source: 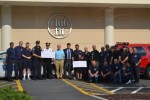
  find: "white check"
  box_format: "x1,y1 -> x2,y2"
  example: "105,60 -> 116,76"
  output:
41,51 -> 55,58
73,61 -> 87,68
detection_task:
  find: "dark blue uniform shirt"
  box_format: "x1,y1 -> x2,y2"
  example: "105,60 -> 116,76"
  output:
89,65 -> 99,74
132,53 -> 141,64
99,51 -> 105,64
112,50 -> 120,60
104,50 -> 112,64
112,63 -> 121,73
32,46 -> 42,60
73,50 -> 82,61
101,66 -> 111,75
7,48 -> 15,59
91,50 -> 99,61
22,48 -> 32,59
14,46 -> 24,60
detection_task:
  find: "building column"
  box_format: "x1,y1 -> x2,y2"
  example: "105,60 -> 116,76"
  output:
104,8 -> 114,46
1,4 -> 12,50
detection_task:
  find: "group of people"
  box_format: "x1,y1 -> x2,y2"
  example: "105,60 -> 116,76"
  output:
6,41 -> 141,85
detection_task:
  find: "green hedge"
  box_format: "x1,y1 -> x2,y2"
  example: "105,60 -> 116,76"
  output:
0,87 -> 32,100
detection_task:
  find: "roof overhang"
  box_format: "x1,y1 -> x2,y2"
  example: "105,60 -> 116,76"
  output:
0,0 -> 150,8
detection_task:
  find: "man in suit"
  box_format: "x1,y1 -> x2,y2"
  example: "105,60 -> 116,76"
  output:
63,43 -> 74,79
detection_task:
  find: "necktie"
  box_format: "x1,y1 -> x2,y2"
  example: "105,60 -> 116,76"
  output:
67,49 -> 71,59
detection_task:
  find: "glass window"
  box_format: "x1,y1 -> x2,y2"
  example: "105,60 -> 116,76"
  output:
134,47 -> 146,56
0,52 -> 6,60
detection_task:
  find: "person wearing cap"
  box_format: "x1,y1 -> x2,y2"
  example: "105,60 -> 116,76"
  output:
14,41 -> 24,80
119,45 -> 129,67
6,42 -> 15,82
32,40 -> 43,80
72,44 -> 82,79
42,42 -> 53,79
55,44 -> 65,79
63,43 -> 73,79
22,42 -> 32,80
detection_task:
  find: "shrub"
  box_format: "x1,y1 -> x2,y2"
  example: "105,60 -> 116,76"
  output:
0,87 -> 32,100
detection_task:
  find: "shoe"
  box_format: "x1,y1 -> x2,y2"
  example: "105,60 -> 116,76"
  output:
27,77 -> 31,80
22,77 -> 26,81
8,79 -> 14,82
15,77 -> 19,80
125,80 -> 131,84
32,77 -> 37,80
38,77 -> 43,80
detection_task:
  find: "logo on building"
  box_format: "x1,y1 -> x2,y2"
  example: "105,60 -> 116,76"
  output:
48,14 -> 72,39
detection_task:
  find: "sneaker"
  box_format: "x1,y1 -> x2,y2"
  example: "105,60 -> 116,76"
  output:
27,77 -> 31,80
125,80 -> 131,84
22,77 -> 26,81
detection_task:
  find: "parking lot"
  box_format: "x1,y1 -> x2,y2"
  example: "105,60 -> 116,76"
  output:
0,79 -> 22,91
19,77 -> 150,100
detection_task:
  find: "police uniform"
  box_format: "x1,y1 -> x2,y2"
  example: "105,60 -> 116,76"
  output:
14,46 -> 24,79
112,63 -> 121,84
6,47 -> 15,81
22,47 -> 32,69
42,43 -> 53,79
131,53 -> 141,83
32,41 -> 42,80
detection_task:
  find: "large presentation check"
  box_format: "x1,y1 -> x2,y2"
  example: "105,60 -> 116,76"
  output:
41,51 -> 55,58
73,61 -> 87,68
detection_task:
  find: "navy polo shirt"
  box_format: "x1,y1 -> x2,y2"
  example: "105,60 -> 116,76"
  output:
112,63 -> 121,73
7,48 -> 15,59
73,50 -> 82,61
14,46 -> 24,60
112,50 -> 120,60
104,50 -> 112,63
132,53 -> 141,64
101,66 -> 111,75
22,48 -> 32,59
89,65 -> 99,74
99,51 -> 105,64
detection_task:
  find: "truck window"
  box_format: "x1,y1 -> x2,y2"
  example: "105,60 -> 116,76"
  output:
134,47 -> 146,56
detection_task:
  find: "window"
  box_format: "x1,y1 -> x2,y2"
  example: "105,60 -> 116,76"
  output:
0,52 -> 6,60
134,47 -> 146,56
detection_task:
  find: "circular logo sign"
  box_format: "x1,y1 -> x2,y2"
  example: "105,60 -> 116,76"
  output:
48,14 -> 72,39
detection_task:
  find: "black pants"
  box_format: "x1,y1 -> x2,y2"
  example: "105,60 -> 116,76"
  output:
7,59 -> 14,80
43,62 -> 52,78
133,65 -> 140,83
64,60 -> 72,77
14,60 -> 23,79
33,60 -> 42,79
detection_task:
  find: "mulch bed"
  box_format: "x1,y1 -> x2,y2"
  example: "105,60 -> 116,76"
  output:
100,94 -> 150,100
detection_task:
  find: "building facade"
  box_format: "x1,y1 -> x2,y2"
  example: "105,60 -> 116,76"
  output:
0,0 -> 150,51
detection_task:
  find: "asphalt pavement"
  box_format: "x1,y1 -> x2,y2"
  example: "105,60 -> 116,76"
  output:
21,79 -> 98,100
